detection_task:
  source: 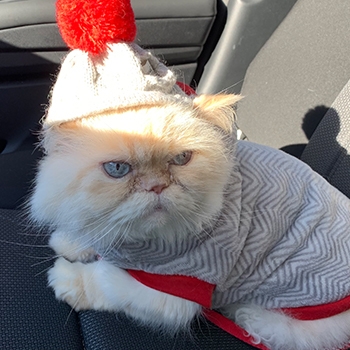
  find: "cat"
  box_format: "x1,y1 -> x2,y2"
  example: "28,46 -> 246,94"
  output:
30,94 -> 350,350
30,94 -> 238,328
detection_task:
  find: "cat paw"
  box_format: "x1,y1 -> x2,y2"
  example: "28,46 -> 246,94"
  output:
233,304 -> 296,350
49,230 -> 97,263
125,287 -> 202,332
48,257 -> 90,311
74,247 -> 98,263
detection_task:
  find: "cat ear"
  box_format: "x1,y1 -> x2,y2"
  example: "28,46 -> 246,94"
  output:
39,121 -> 80,154
193,94 -> 241,132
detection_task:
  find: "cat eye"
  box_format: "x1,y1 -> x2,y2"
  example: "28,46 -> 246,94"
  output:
103,161 -> 131,178
170,151 -> 192,166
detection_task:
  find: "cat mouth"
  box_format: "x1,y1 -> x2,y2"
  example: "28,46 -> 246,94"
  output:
147,200 -> 168,216
151,204 -> 169,216
140,202 -> 168,227
142,195 -> 169,219
153,203 -> 164,211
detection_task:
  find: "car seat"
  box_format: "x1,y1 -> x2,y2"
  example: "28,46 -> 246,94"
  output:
1,0 -> 350,349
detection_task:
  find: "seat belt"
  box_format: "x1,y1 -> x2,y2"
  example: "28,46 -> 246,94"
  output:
301,78 -> 350,198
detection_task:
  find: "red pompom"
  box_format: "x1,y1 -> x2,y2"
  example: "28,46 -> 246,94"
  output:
56,0 -> 137,54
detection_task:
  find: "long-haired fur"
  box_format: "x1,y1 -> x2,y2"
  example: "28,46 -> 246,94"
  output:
30,94 -> 350,349
31,95 -> 238,332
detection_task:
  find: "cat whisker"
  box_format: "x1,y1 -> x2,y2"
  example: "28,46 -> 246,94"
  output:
17,252 -> 53,261
0,238 -> 50,248
188,209 -> 213,221
171,208 -> 205,236
30,253 -> 66,267
16,231 -> 51,237
55,211 -> 121,255
65,305 -> 78,326
95,223 -> 124,256
212,80 -> 244,95
35,263 -> 55,277
25,207 -> 117,234
104,218 -> 137,256
70,216 -> 130,258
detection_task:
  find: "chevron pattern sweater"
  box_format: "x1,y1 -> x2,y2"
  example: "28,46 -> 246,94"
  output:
105,140 -> 350,310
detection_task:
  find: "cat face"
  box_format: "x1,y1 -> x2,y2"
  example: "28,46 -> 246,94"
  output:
30,95 -> 239,245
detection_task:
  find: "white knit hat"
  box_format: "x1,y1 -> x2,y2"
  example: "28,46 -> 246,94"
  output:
44,0 -> 193,128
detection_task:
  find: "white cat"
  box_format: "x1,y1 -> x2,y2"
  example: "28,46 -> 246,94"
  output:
30,95 -> 350,350
31,94 -> 236,330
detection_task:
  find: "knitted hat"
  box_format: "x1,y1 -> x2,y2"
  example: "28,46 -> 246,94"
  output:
44,0 -> 192,128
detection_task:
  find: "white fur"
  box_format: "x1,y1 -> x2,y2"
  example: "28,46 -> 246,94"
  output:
32,99 -> 350,348
221,303 -> 350,350
48,257 -> 202,332
49,230 -> 97,263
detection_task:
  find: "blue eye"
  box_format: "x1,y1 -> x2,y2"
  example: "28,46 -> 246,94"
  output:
103,161 -> 131,178
171,151 -> 192,166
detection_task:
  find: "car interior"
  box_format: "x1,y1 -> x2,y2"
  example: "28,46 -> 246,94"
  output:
1,0 -> 350,349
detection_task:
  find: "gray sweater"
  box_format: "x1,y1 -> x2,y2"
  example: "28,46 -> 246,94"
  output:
104,140 -> 350,310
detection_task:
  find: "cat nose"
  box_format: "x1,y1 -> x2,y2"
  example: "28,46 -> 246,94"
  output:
149,183 -> 168,194
139,176 -> 169,194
